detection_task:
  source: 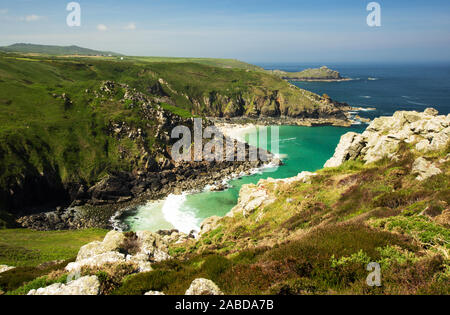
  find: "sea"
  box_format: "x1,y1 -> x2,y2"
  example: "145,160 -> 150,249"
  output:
120,63 -> 450,233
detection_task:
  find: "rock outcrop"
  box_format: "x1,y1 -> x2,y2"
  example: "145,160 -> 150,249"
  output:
227,171 -> 317,219
227,184 -> 276,218
185,278 -> 224,295
412,157 -> 442,181
65,230 -> 171,273
0,265 -> 15,274
28,276 -> 100,295
325,109 -> 450,168
145,291 -> 165,295
199,216 -> 222,237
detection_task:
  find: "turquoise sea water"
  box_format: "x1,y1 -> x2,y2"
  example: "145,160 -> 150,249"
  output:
122,63 -> 450,233
123,125 -> 365,233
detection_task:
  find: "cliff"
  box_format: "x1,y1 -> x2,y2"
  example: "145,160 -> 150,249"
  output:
0,53 -> 354,226
2,109 -> 448,295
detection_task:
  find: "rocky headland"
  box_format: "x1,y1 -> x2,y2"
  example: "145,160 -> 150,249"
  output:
268,66 -> 352,82
325,108 -> 450,167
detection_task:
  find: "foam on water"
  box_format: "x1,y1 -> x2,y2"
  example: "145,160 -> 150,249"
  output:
162,194 -> 200,234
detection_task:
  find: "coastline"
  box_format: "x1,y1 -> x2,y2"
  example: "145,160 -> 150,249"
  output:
115,155 -> 282,234
286,77 -> 353,82
18,114 -> 373,232
18,131 -> 282,232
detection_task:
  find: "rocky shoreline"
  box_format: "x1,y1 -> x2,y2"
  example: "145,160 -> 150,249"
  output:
287,78 -> 353,82
325,107 -> 450,167
210,116 -> 354,127
11,80 -> 367,232
17,138 -> 281,231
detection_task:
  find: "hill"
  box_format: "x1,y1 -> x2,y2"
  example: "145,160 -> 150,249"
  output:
0,53 -> 349,227
130,56 -> 264,72
0,43 -> 121,56
0,44 -> 262,71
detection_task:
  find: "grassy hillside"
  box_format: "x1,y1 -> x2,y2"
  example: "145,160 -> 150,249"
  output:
0,44 -> 121,56
0,52 -> 334,221
123,143 -> 449,295
0,228 -> 107,267
0,228 -> 107,294
4,144 -> 447,295
131,56 -> 264,72
0,44 -> 262,71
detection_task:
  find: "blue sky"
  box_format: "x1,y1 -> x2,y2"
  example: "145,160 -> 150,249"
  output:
0,0 -> 449,62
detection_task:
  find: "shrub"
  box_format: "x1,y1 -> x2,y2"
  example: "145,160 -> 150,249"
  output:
202,255 -> 232,280
6,273 -> 67,295
370,216 -> 450,249
0,260 -> 70,293
119,232 -> 140,256
112,270 -> 177,295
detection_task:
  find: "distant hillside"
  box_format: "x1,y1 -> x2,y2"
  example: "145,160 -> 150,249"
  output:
268,66 -> 349,81
0,43 -> 122,56
130,56 -> 265,72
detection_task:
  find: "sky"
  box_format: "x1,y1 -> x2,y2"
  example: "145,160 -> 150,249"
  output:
0,0 -> 450,63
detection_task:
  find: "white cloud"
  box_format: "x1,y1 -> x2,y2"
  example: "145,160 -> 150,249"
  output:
24,15 -> 44,22
0,9 -> 8,15
97,24 -> 108,31
124,22 -> 136,31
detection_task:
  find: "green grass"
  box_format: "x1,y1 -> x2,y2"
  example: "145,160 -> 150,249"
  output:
158,145 -> 448,295
129,56 -> 264,72
160,102 -> 193,118
0,53 -> 326,219
0,228 -> 107,267
370,216 -> 450,249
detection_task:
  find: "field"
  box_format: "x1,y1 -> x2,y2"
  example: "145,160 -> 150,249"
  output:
0,228 -> 107,267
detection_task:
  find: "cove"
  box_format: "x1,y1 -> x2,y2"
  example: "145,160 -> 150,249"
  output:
121,124 -> 367,233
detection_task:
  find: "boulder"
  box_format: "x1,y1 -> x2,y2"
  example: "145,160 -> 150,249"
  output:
185,278 -> 224,295
28,276 -> 100,295
415,139 -> 432,152
324,132 -> 365,168
126,253 -> 153,273
66,251 -> 126,272
363,136 -> 400,164
145,291 -> 165,295
199,216 -> 221,237
430,132 -> 449,151
76,230 -> 125,260
0,265 -> 15,274
136,231 -> 171,262
424,108 -> 439,116
412,157 -> 442,181
67,230 -> 171,272
228,184 -> 275,218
